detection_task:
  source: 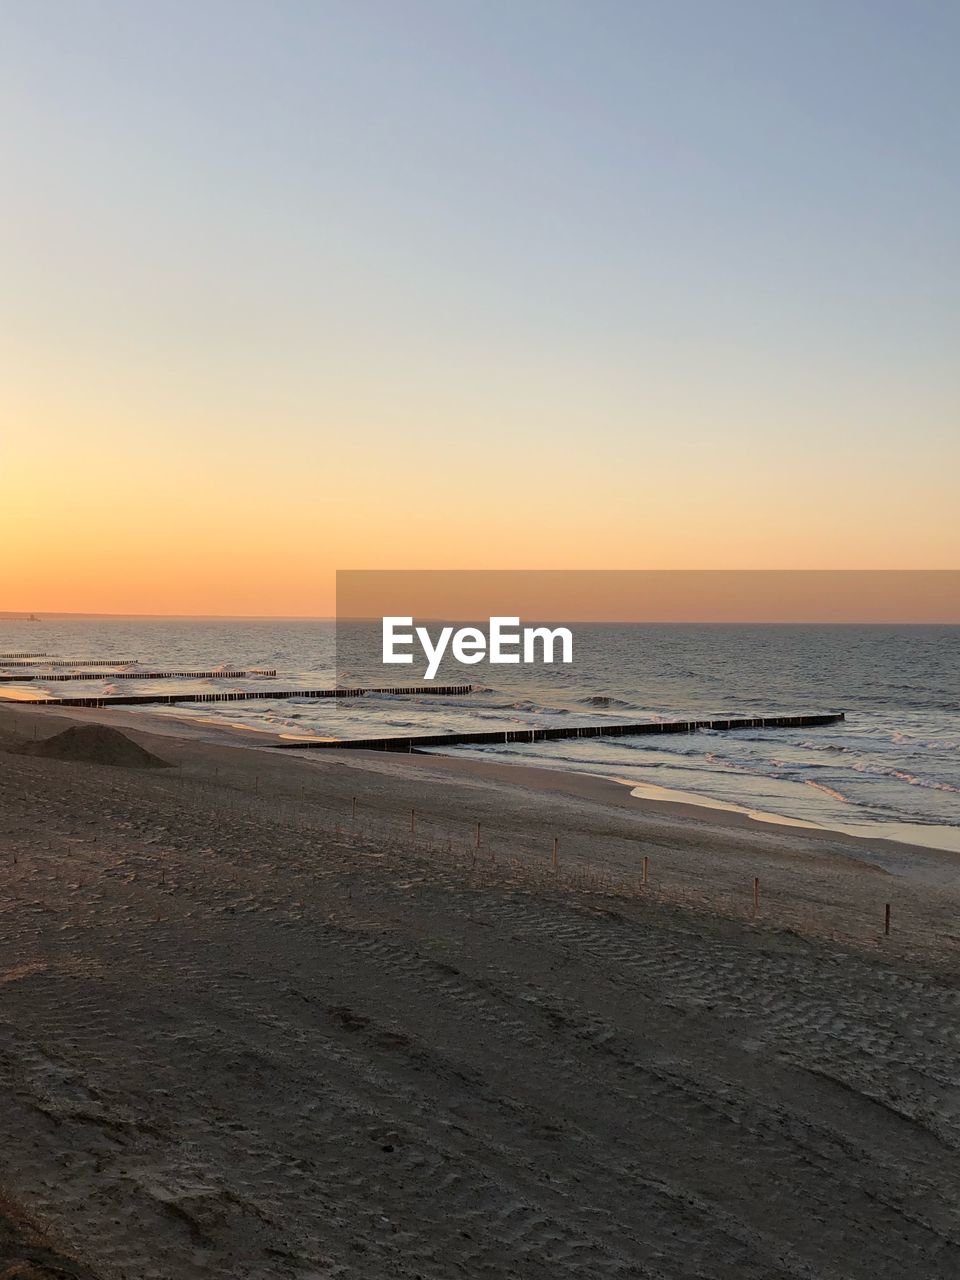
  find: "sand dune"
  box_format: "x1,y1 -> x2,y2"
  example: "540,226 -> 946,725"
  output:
2,706 -> 960,1278
16,724 -> 171,770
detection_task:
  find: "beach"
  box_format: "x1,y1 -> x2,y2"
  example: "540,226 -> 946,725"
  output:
7,0 -> 960,1272
4,619 -> 959,853
3,702 -> 960,1279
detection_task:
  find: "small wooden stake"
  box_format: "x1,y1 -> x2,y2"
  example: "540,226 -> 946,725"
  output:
476,822 -> 481,849
753,876 -> 760,917
352,795 -> 357,820
884,902 -> 891,936
552,836 -> 559,869
642,855 -> 649,885
410,808 -> 416,836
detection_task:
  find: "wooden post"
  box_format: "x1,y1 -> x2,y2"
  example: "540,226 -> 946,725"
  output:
753,877 -> 760,917
552,836 -> 559,869
476,821 -> 481,849
884,902 -> 891,936
642,855 -> 649,885
410,808 -> 416,836
352,795 -> 357,820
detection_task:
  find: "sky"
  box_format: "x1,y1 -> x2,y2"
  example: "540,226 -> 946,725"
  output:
2,0 -> 958,617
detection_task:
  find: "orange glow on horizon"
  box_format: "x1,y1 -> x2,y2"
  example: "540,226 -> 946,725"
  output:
4,327 -> 958,619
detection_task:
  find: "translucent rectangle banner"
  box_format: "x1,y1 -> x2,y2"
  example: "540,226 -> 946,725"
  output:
335,570 -> 960,688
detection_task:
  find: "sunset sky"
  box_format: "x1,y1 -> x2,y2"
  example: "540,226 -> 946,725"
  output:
2,1 -> 958,617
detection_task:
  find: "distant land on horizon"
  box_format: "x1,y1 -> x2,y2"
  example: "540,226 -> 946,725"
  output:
0,611 -> 337,622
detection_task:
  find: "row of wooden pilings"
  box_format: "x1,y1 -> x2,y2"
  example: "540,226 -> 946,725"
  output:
0,683 -> 475,708
350,798 -> 896,938
0,657 -> 135,667
0,668 -> 279,683
271,711 -> 846,752
391,806 -> 893,937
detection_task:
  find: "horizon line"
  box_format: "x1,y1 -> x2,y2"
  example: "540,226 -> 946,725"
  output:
3,612 -> 960,626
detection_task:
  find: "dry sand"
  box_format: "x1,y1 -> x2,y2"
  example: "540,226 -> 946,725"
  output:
1,701 -> 960,1279
15,724 -> 172,770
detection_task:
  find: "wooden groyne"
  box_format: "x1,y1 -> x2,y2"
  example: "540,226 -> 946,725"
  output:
0,658 -> 136,668
0,668 -> 279,683
268,711 -> 845,753
0,684 -> 473,708
0,652 -> 48,659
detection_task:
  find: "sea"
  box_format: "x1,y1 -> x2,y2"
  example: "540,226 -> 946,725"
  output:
2,618 -> 959,854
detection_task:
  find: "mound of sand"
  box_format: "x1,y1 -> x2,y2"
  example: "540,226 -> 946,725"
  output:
16,724 -> 171,770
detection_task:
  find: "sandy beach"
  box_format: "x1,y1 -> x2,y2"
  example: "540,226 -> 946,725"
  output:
3,701 -> 960,1279
8,0 -> 959,1273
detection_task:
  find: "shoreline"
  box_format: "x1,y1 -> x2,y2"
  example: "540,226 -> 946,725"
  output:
4,697 -> 960,873
3,698 -> 959,885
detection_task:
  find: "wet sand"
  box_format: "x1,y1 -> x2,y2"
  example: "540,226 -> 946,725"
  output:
2,702 -> 960,1278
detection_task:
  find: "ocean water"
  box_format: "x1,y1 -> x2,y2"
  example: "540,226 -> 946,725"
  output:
2,618 -> 959,852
